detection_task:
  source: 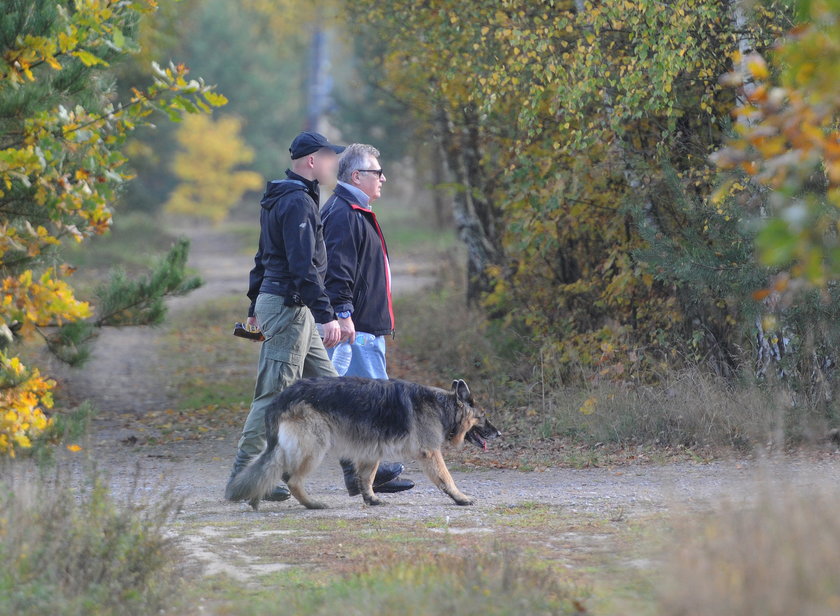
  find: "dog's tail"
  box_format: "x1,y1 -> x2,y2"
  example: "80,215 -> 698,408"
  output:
224,401 -> 286,503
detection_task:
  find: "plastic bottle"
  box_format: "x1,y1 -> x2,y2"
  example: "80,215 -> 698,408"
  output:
331,342 -> 353,375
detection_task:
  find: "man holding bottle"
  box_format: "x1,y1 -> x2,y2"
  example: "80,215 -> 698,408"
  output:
321,143 -> 414,496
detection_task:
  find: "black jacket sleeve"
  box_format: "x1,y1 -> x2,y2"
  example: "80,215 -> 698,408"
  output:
278,199 -> 334,323
246,231 -> 265,317
323,207 -> 358,314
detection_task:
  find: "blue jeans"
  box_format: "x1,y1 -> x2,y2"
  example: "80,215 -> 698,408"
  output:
327,332 -> 388,379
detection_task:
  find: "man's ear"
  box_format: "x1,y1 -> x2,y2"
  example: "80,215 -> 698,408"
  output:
452,379 -> 471,402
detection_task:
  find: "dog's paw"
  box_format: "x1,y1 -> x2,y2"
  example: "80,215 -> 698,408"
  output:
304,501 -> 329,510
454,496 -> 474,506
248,497 -> 261,511
364,496 -> 385,506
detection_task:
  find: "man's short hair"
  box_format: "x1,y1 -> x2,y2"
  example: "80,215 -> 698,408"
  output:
337,144 -> 381,183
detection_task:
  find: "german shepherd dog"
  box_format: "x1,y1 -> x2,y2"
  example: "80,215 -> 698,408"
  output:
225,377 -> 500,510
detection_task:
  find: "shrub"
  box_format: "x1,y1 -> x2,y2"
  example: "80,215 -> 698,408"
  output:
0,468 -> 181,616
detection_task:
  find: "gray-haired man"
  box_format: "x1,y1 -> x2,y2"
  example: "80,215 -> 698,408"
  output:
321,143 -> 414,496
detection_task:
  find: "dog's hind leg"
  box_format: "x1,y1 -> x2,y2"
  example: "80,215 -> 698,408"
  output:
284,451 -> 328,510
275,419 -> 329,509
354,460 -> 384,506
418,449 -> 474,506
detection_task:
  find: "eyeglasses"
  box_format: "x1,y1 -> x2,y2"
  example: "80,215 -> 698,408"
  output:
356,169 -> 385,178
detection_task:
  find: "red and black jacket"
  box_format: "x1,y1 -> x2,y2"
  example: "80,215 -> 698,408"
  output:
321,184 -> 395,337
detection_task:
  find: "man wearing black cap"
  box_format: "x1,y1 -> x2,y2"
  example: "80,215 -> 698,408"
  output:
226,132 -> 346,502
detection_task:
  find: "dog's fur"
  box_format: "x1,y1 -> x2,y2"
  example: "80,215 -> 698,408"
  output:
225,377 -> 500,510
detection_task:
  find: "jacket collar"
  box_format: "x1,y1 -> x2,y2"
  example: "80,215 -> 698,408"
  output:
336,181 -> 370,209
285,169 -> 320,203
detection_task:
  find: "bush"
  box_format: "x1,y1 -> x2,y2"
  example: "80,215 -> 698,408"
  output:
0,468 -> 181,616
396,278 -> 839,451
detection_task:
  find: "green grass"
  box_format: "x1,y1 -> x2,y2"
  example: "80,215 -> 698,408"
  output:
160,294 -> 259,412
178,549 -> 587,616
372,197 -> 456,258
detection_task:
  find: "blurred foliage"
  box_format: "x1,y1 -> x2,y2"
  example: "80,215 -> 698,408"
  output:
118,0 -> 321,215
713,0 -> 840,288
0,0 -> 215,457
164,114 -> 263,223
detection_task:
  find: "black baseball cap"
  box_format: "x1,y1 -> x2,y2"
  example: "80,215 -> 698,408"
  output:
289,131 -> 345,159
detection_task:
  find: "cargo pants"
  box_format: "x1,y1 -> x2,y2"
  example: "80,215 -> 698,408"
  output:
236,293 -> 337,456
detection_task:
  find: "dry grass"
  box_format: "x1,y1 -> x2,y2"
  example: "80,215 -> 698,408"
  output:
660,485 -> 840,616
394,279 -> 838,455
539,371 -> 781,450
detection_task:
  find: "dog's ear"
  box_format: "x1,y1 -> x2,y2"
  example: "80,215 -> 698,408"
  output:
452,379 -> 471,402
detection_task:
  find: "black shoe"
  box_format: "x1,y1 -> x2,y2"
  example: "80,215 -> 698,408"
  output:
263,486 -> 291,501
341,460 -> 405,497
373,478 -> 415,494
226,449 -> 290,502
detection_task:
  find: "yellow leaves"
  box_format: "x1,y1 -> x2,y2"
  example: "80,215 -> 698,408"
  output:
746,54 -> 769,81
58,30 -> 78,54
0,352 -> 55,458
202,91 -> 228,107
164,114 -> 263,224
0,0 -> 226,459
0,267 -> 92,336
66,444 -> 82,452
713,5 -> 840,283
578,396 -> 597,415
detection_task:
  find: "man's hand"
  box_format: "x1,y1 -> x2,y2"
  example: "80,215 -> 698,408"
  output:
338,315 -> 356,344
321,319 -> 341,348
245,316 -> 261,342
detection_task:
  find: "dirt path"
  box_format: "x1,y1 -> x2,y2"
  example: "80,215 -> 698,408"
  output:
43,218 -> 840,612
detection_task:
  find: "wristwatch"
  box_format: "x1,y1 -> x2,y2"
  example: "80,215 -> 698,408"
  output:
336,310 -> 352,319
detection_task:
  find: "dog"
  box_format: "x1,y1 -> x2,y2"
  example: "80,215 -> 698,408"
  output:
225,376 -> 500,510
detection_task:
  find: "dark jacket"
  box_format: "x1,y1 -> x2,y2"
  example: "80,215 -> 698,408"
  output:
247,170 -> 335,323
321,183 -> 394,337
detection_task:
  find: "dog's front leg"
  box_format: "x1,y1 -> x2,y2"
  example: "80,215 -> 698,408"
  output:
418,449 -> 474,506
355,460 -> 384,506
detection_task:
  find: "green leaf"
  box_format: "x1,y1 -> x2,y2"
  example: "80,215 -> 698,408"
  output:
202,91 -> 228,107
112,27 -> 125,50
73,49 -> 108,67
756,219 -> 797,266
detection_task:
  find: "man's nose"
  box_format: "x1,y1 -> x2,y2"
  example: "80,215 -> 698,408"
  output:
380,174 -> 386,183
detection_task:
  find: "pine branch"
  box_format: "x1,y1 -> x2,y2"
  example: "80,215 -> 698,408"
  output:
37,237 -> 202,366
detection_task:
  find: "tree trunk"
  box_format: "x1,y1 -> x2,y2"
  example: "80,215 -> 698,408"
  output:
434,104 -> 501,304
